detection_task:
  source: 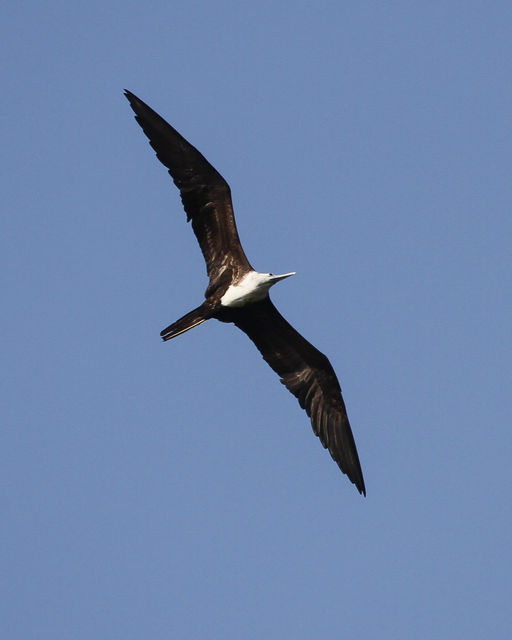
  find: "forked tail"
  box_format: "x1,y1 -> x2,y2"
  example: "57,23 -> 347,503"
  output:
160,303 -> 211,341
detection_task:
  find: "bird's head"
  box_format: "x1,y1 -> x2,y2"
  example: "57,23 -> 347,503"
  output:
258,271 -> 296,294
267,272 -> 296,284
220,270 -> 295,307
246,270 -> 296,295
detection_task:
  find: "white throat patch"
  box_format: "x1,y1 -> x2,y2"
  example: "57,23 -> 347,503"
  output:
220,272 -> 275,307
220,271 -> 286,307
220,271 -> 295,307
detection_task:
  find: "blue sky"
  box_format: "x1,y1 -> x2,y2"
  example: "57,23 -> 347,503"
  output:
2,2 -> 511,638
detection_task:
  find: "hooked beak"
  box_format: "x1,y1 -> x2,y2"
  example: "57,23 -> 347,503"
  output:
270,272 -> 296,283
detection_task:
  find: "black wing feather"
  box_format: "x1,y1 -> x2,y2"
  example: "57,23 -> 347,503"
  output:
125,91 -> 365,494
231,297 -> 366,495
124,91 -> 252,285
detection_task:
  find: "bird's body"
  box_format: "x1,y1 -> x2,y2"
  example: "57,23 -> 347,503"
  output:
125,90 -> 366,495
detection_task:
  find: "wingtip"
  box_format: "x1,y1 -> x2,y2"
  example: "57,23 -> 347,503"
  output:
354,471 -> 366,497
124,90 -> 144,108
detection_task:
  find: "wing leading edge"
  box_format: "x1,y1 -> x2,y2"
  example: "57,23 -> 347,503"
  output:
230,297 -> 366,495
124,90 -> 252,286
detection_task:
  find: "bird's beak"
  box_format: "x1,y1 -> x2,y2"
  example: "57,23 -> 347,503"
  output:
271,272 -> 296,283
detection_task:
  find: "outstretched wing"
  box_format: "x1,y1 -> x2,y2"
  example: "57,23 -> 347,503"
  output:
124,91 -> 252,285
231,297 -> 366,495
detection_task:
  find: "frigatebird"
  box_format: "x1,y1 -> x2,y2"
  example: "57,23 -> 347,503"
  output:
125,90 -> 366,495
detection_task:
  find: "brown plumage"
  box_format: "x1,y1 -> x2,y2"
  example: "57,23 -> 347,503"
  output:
125,91 -> 251,296
125,90 -> 366,495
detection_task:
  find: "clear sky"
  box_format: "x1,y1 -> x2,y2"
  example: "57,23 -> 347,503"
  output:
2,2 -> 511,638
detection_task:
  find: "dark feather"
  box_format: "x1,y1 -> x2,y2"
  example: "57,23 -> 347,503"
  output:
125,90 -> 365,495
124,91 -> 252,288
229,297 -> 366,495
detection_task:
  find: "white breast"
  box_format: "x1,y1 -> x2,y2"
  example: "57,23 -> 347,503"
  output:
220,272 -> 271,307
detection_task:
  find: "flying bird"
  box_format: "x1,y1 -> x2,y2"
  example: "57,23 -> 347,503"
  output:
125,90 -> 366,495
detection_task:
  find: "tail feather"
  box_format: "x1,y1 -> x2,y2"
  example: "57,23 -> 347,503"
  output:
160,303 -> 210,341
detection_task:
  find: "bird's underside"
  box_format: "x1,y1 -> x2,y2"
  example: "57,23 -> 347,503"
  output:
125,90 -> 366,496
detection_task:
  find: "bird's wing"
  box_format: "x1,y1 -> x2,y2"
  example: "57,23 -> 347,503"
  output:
231,297 -> 366,495
125,91 -> 252,285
